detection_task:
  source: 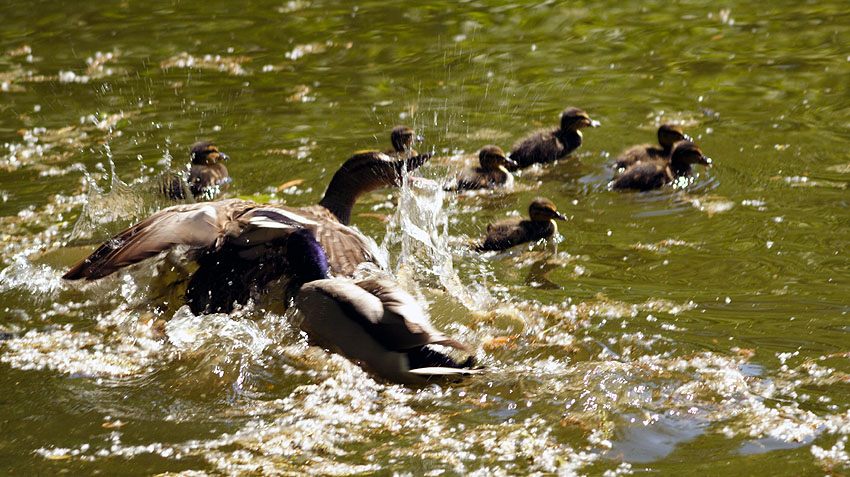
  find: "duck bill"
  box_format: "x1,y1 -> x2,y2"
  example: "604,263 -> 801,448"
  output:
415,134 -> 424,143
682,134 -> 693,142
586,118 -> 601,128
554,212 -> 568,221
219,152 -> 230,161
699,155 -> 713,168
503,157 -> 519,169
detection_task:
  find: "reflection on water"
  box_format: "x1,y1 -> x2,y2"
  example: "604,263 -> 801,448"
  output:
2,0 -> 850,474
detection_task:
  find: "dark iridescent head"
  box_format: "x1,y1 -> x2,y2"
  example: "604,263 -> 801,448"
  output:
390,125 -> 421,152
671,141 -> 712,168
190,142 -> 229,165
286,229 -> 329,283
559,107 -> 601,132
478,145 -> 517,170
657,124 -> 691,150
528,197 -> 568,222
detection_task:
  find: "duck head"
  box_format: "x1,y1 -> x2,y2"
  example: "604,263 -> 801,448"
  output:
528,197 -> 568,222
318,150 -> 431,225
390,125 -> 422,153
190,141 -> 229,165
671,140 -> 712,168
286,228 -> 330,286
657,123 -> 692,151
560,107 -> 601,132
478,145 -> 517,171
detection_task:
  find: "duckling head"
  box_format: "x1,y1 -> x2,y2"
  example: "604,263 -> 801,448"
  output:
190,141 -> 229,165
657,123 -> 691,150
528,197 -> 568,222
560,107 -> 601,132
478,145 -> 517,171
671,140 -> 712,168
286,228 -> 330,285
390,125 -> 422,153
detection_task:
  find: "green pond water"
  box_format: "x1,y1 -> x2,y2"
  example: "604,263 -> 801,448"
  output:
1,0 -> 850,474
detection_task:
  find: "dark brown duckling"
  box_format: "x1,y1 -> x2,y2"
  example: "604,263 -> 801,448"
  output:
611,140 -> 712,191
385,125 -> 423,159
509,107 -> 600,170
445,145 -> 518,192
613,123 -> 691,171
475,197 -> 568,252
162,142 -> 231,201
64,150 -> 431,314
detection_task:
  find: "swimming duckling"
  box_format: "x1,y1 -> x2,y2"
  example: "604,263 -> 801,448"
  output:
385,125 -> 423,159
509,107 -> 600,170
287,229 -> 480,384
613,123 -> 691,171
475,197 -> 568,252
611,141 -> 712,191
445,145 -> 517,192
63,151 -> 431,314
162,142 -> 231,201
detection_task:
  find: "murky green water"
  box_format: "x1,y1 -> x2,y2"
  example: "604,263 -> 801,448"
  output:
2,0 -> 850,474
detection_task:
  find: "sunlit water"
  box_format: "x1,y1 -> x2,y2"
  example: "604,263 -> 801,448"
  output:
2,0 -> 850,475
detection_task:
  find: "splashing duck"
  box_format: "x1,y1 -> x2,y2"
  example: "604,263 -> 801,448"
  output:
286,229 -> 480,384
509,107 -> 600,170
63,150 -> 431,314
475,197 -> 568,252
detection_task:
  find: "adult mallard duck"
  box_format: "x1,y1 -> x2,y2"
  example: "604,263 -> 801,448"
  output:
385,125 -> 423,159
162,142 -> 231,201
286,229 -> 480,384
475,197 -> 568,252
611,140 -> 712,191
445,145 -> 518,192
63,150 -> 431,314
509,107 -> 600,170
612,123 -> 691,171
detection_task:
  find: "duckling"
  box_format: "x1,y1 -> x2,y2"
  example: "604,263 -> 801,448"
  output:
63,151 -> 431,314
475,197 -> 568,252
385,125 -> 423,159
509,107 -> 600,170
611,141 -> 712,191
445,145 -> 517,192
162,142 -> 231,201
286,229 -> 480,384
613,123 -> 691,171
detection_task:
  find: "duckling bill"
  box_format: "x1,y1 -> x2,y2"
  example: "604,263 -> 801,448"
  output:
509,107 -> 600,170
475,197 -> 567,252
611,140 -> 711,191
445,145 -> 517,192
287,229 -> 480,385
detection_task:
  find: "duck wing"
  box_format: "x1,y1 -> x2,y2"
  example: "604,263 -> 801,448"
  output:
355,279 -> 473,353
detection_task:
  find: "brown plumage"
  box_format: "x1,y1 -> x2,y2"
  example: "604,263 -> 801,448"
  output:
286,229 -> 479,384
611,141 -> 712,191
445,145 -> 517,192
162,142 -> 231,201
475,197 -> 568,252
613,123 -> 691,171
63,151 -> 431,314
384,125 -> 422,159
509,107 -> 600,170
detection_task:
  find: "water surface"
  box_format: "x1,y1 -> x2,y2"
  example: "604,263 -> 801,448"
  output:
2,0 -> 850,475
